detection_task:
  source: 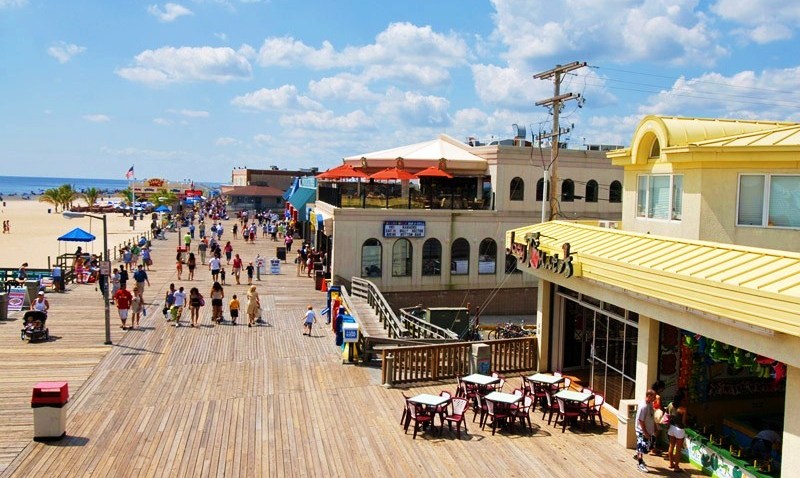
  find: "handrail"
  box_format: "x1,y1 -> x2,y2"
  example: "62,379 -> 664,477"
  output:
381,336 -> 538,385
351,277 -> 407,339
398,308 -> 459,340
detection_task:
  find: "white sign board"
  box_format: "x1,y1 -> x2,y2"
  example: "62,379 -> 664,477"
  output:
383,220 -> 425,238
270,258 -> 281,274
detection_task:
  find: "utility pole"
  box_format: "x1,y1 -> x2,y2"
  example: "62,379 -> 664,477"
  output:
534,61 -> 586,221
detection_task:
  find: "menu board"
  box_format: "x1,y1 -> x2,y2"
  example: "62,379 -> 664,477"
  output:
383,221 -> 425,238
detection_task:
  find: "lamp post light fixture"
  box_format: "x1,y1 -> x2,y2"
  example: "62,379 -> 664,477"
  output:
63,211 -> 112,345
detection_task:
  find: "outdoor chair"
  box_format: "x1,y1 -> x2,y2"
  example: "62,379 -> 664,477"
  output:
584,393 -> 605,428
513,395 -> 534,433
472,393 -> 487,426
555,396 -> 585,433
541,389 -> 559,425
404,402 -> 434,439
531,382 -> 548,413
443,397 -> 469,438
400,392 -> 411,427
436,390 -> 452,424
483,398 -> 511,436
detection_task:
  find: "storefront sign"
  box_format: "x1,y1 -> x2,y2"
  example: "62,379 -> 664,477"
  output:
514,232 -> 579,278
7,287 -> 26,311
383,220 -> 425,238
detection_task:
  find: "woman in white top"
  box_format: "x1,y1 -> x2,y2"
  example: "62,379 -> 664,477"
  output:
31,291 -> 49,314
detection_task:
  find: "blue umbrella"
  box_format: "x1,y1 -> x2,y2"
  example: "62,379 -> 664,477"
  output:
57,227 -> 96,242
154,205 -> 171,212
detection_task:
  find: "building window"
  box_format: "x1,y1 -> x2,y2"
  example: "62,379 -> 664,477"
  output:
536,178 -> 544,201
585,180 -> 598,203
391,239 -> 412,277
451,238 -> 470,275
649,138 -> 661,159
422,238 -> 441,276
609,181 -> 622,203
361,238 -> 382,278
561,179 -> 575,202
510,177 -> 524,201
636,174 -> 683,221
478,238 -> 497,274
738,174 -> 800,228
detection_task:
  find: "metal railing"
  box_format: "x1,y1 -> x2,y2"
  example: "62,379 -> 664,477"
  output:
350,277 -> 407,339
398,307 -> 460,340
318,183 -> 493,210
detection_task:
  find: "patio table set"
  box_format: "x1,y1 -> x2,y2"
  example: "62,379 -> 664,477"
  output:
401,372 -> 606,439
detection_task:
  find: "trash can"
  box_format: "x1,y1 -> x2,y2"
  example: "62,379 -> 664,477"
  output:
314,270 -> 325,290
31,381 -> 69,441
617,399 -> 638,448
276,247 -> 287,262
24,279 -> 40,307
0,292 -> 8,320
469,343 -> 491,375
129,219 -> 135,227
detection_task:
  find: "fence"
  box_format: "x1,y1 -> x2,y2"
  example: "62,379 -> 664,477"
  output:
381,336 -> 538,386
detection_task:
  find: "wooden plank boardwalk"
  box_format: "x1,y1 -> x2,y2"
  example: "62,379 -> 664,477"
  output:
0,224 -> 694,477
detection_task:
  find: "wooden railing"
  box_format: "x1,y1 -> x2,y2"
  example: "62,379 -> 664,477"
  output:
381,336 -> 538,386
398,308 -> 459,340
350,277 -> 407,339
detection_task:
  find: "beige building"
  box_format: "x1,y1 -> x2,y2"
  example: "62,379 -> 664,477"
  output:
315,133 -> 623,314
508,115 -> 799,476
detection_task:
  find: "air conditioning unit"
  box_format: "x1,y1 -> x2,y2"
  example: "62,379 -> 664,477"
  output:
598,220 -> 619,229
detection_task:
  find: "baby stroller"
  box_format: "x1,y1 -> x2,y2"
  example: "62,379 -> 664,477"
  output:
20,310 -> 49,342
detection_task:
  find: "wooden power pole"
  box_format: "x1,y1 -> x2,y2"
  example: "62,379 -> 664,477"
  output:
534,61 -> 586,221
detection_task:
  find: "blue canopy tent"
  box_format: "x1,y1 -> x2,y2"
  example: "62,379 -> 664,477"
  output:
58,227 -> 96,256
154,205 -> 171,213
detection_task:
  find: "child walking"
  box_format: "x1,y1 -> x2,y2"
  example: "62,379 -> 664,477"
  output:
229,294 -> 240,325
302,305 -> 316,336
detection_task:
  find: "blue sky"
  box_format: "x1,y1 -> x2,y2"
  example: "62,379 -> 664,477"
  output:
2,0 -> 799,183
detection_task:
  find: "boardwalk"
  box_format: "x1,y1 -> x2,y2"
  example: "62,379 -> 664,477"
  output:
1,223 -> 694,477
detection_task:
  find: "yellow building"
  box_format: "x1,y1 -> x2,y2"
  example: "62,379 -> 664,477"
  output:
508,116 -> 800,477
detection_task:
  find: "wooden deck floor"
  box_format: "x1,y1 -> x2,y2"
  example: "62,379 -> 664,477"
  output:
0,226 -> 698,477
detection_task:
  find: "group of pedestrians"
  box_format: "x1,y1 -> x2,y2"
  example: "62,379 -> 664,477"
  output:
633,382 -> 688,473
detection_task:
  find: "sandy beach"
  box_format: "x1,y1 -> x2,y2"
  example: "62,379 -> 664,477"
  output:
0,198 -> 151,269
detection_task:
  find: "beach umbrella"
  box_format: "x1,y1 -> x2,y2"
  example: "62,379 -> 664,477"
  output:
368,167 -> 417,181
57,227 -> 96,242
317,163 -> 369,180
414,166 -> 453,179
154,205 -> 171,213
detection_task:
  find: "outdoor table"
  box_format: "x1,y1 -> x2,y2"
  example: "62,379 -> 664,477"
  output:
408,394 -> 450,431
484,391 -> 522,405
528,373 -> 565,386
554,389 -> 593,403
461,373 -> 501,395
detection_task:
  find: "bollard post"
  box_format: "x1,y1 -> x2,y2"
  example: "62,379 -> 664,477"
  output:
383,354 -> 394,388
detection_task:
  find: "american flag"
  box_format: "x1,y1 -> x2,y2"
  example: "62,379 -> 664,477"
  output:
125,165 -> 134,180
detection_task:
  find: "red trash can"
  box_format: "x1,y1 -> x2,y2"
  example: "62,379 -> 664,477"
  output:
31,381 -> 69,441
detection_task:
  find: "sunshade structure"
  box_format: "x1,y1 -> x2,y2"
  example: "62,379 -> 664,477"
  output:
368,167 -> 418,181
154,205 -> 171,213
414,165 -> 453,178
316,163 -> 369,180
57,227 -> 96,242
344,134 -> 487,175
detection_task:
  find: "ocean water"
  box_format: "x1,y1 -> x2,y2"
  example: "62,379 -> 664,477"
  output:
0,176 -> 222,197
0,175 -> 129,197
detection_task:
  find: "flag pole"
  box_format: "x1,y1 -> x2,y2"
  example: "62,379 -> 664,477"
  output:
129,166 -> 135,231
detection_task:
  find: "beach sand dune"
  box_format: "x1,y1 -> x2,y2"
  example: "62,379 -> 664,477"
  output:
0,199 -> 152,269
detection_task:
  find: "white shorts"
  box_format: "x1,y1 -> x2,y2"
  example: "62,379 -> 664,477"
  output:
668,425 -> 686,439
118,309 -> 129,320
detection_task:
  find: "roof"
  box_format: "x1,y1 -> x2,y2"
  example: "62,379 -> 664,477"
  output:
343,134 -> 487,172
507,221 -> 800,337
222,185 -> 285,197
287,187 -> 316,221
692,124 -> 800,148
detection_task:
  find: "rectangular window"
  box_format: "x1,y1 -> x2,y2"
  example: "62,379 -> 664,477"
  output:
636,174 -> 682,221
738,174 -> 800,228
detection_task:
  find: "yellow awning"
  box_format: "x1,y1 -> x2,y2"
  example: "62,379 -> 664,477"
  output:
507,221 -> 800,337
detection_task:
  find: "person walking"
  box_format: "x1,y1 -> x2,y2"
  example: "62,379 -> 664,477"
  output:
229,294 -> 240,325
141,246 -> 152,270
246,285 -> 260,327
209,281 -> 225,324
130,285 -> 144,330
31,291 -> 50,314
634,389 -> 657,473
173,286 -> 186,326
114,283 -> 133,330
187,252 -> 197,280
163,283 -> 176,320
245,261 -> 254,285
110,267 -> 121,303
232,253 -> 242,285
224,241 -> 233,264
118,264 -> 129,290
209,255 -> 221,283
133,264 -> 150,302
302,305 -> 316,336
198,239 -> 208,264
183,231 -> 192,251
284,233 -> 293,252
188,287 -> 203,327
175,250 -> 184,280
666,389 -> 688,472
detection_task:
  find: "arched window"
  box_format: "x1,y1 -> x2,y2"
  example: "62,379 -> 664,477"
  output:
478,238 -> 497,275
391,239 -> 412,277
561,179 -> 575,202
609,180 -> 622,203
361,238 -> 382,278
509,177 -> 524,201
585,180 -> 599,203
451,238 -> 470,275
422,238 -> 441,276
536,178 -> 544,201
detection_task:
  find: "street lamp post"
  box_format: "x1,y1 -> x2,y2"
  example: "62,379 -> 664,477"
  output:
63,211 -> 112,345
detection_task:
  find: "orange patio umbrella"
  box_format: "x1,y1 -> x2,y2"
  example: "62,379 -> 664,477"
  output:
316,163 -> 369,180
414,166 -> 453,179
368,167 -> 418,181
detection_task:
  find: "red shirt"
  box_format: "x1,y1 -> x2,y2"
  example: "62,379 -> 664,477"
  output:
233,257 -> 242,268
114,289 -> 133,309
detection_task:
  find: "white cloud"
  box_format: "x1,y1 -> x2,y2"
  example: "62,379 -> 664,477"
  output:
83,114 -> 110,122
215,137 -> 239,146
279,109 -> 372,131
153,118 -> 172,125
308,75 -> 379,101
256,22 -> 467,87
168,108 -> 210,118
147,3 -> 193,22
116,46 -> 253,86
100,146 -> 186,160
253,134 -> 273,145
711,0 -> 800,44
231,85 -> 322,111
214,32 -> 228,42
490,0 -> 727,67
47,42 -> 86,64
471,64 -> 550,109
0,0 -> 28,8
375,89 -> 451,127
